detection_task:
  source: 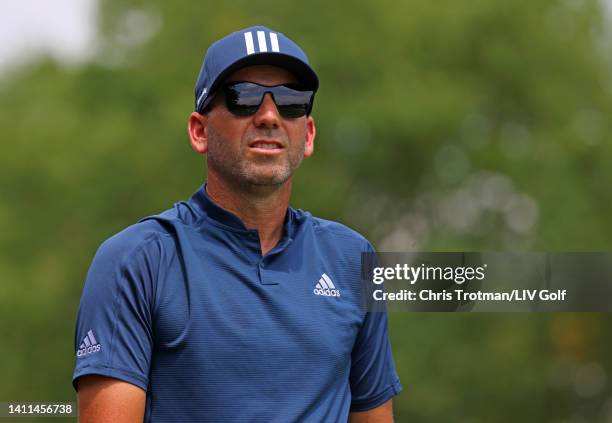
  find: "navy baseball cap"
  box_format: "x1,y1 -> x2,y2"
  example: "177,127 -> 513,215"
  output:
194,26 -> 319,113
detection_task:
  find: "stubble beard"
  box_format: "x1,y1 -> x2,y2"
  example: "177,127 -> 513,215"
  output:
206,124 -> 305,189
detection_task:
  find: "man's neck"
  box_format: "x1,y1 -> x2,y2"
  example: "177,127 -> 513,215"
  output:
205,173 -> 292,256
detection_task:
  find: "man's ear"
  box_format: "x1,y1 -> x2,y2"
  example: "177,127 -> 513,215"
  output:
188,112 -> 209,155
304,115 -> 316,157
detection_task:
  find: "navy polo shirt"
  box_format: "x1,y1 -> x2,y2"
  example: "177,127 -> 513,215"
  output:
73,186 -> 402,422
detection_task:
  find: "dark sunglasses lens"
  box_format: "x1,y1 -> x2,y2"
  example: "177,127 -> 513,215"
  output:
224,83 -> 262,116
273,86 -> 312,118
276,104 -> 309,118
224,83 -> 313,118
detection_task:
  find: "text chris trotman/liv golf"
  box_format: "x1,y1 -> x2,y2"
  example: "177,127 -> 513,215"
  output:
372,287 -> 567,303
369,263 -> 567,304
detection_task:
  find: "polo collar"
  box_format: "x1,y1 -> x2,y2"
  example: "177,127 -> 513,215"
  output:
189,184 -> 296,240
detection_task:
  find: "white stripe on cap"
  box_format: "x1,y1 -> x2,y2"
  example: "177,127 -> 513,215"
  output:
244,31 -> 255,55
257,31 -> 268,52
196,87 -> 207,108
269,32 -> 280,52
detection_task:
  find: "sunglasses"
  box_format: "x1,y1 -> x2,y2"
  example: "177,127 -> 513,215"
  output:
217,81 -> 314,118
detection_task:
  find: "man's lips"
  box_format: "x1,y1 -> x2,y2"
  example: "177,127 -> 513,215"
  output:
247,139 -> 285,153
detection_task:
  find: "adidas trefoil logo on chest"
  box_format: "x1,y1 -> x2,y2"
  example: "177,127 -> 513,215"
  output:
313,273 -> 341,297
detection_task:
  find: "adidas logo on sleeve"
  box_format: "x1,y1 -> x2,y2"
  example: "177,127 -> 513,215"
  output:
76,330 -> 101,358
313,273 -> 341,297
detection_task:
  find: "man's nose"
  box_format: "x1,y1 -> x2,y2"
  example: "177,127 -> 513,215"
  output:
253,93 -> 281,128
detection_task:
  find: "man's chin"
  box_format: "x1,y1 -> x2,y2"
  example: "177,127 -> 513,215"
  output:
240,165 -> 292,187
245,174 -> 290,187
211,162 -> 295,189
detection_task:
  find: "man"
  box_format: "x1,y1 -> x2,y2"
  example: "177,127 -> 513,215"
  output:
73,26 -> 402,422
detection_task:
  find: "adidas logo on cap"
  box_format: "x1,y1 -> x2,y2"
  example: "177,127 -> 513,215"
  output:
313,273 -> 341,297
76,330 -> 101,358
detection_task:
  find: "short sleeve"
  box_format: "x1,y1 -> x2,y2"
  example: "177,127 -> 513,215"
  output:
72,230 -> 159,392
349,242 -> 403,412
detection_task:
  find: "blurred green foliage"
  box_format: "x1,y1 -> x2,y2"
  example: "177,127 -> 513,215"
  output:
1,0 -> 612,421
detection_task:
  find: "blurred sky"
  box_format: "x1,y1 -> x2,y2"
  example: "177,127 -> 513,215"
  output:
0,0 -> 98,74
1,0 -> 612,77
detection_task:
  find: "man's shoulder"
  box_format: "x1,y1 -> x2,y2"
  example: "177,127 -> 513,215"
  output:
93,202 -> 191,265
300,211 -> 372,249
92,220 -> 168,267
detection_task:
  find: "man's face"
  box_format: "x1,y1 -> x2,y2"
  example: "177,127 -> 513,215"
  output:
201,65 -> 315,189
